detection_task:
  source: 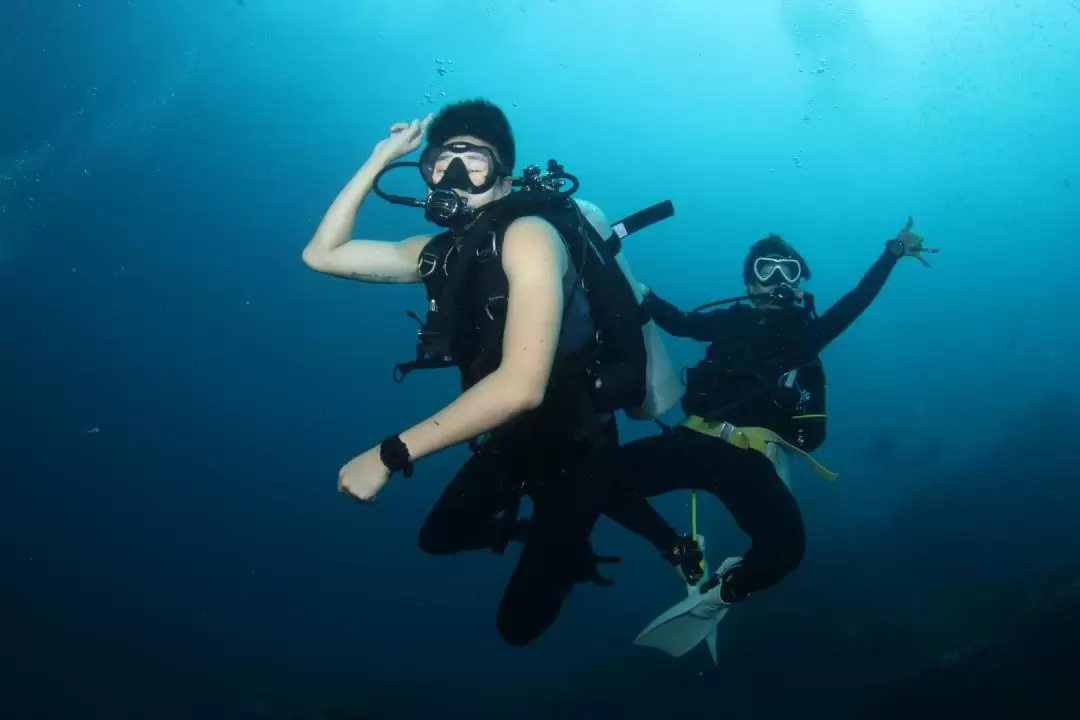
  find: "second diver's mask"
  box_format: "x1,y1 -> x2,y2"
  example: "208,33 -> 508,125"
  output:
753,255 -> 803,286
750,255 -> 807,309
691,254 -> 814,315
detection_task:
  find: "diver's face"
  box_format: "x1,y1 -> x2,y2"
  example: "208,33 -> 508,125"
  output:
746,255 -> 805,308
431,135 -> 512,209
746,279 -> 805,310
746,282 -> 775,311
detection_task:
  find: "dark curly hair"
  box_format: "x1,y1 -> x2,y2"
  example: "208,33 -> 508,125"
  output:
742,233 -> 812,285
426,98 -> 516,172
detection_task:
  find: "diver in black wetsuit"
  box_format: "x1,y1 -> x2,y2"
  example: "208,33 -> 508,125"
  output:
582,218 -> 937,633
310,99 -> 684,648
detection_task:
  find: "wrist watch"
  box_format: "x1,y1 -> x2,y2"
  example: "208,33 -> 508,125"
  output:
886,238 -> 905,258
379,435 -> 414,478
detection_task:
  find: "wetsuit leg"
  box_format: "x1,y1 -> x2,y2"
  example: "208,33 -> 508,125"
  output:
490,416 -> 626,647
495,476 -> 604,647
597,427 -> 806,599
417,451 -> 515,555
494,420 -> 620,647
605,498 -> 681,553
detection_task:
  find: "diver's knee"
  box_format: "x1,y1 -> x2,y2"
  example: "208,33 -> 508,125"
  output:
495,601 -> 542,647
417,520 -> 452,556
782,506 -> 807,575
496,567 -> 566,647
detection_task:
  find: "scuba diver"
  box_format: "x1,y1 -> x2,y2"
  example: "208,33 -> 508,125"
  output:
302,98 -> 682,646
574,222 -> 938,659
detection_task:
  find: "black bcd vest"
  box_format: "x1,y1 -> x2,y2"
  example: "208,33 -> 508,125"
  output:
682,304 -> 828,452
394,191 -> 649,422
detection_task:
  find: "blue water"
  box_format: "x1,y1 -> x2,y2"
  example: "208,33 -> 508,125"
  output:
4,1 -> 1080,718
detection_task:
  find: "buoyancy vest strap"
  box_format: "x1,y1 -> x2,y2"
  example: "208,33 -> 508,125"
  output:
393,345 -> 456,382
607,200 -> 675,255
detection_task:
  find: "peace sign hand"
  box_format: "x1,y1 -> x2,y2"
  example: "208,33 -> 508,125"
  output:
371,114 -> 434,166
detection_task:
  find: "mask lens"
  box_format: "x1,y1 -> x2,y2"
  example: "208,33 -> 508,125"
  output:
433,151 -> 490,184
420,142 -> 497,190
754,256 -> 801,284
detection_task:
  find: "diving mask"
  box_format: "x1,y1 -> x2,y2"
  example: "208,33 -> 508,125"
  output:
418,143 -> 508,227
371,151 -> 576,230
419,142 -> 505,194
753,256 -> 802,285
369,141 -> 508,228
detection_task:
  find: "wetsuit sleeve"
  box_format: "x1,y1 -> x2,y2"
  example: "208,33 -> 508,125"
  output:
808,248 -> 899,354
643,290 -> 727,342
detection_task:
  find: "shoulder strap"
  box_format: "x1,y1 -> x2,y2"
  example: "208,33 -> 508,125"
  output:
416,232 -> 455,290
426,211 -> 508,348
532,198 -> 650,412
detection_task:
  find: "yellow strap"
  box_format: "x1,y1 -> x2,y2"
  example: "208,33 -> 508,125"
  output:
690,490 -> 706,578
681,416 -> 839,482
691,490 -> 698,538
740,426 -> 839,482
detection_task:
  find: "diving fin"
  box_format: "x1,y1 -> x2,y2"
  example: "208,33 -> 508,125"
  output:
634,556 -> 741,659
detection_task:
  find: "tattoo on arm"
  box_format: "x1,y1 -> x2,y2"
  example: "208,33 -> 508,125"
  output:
348,271 -> 399,282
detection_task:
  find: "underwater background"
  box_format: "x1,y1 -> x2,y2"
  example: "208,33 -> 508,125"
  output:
3,1 -> 1080,718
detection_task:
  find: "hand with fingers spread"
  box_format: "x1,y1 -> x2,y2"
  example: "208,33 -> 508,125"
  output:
371,113 -> 434,166
893,216 -> 939,267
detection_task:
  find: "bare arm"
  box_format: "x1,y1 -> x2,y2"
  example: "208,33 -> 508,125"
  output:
301,156 -> 430,283
302,118 -> 433,283
397,217 -> 568,460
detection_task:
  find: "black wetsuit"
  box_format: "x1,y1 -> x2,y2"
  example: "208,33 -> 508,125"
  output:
419,409 -> 618,647
413,196 -> 635,648
586,246 -> 902,601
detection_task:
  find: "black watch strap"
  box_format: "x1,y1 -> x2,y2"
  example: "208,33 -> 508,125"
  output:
379,435 -> 414,478
886,237 -> 905,258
